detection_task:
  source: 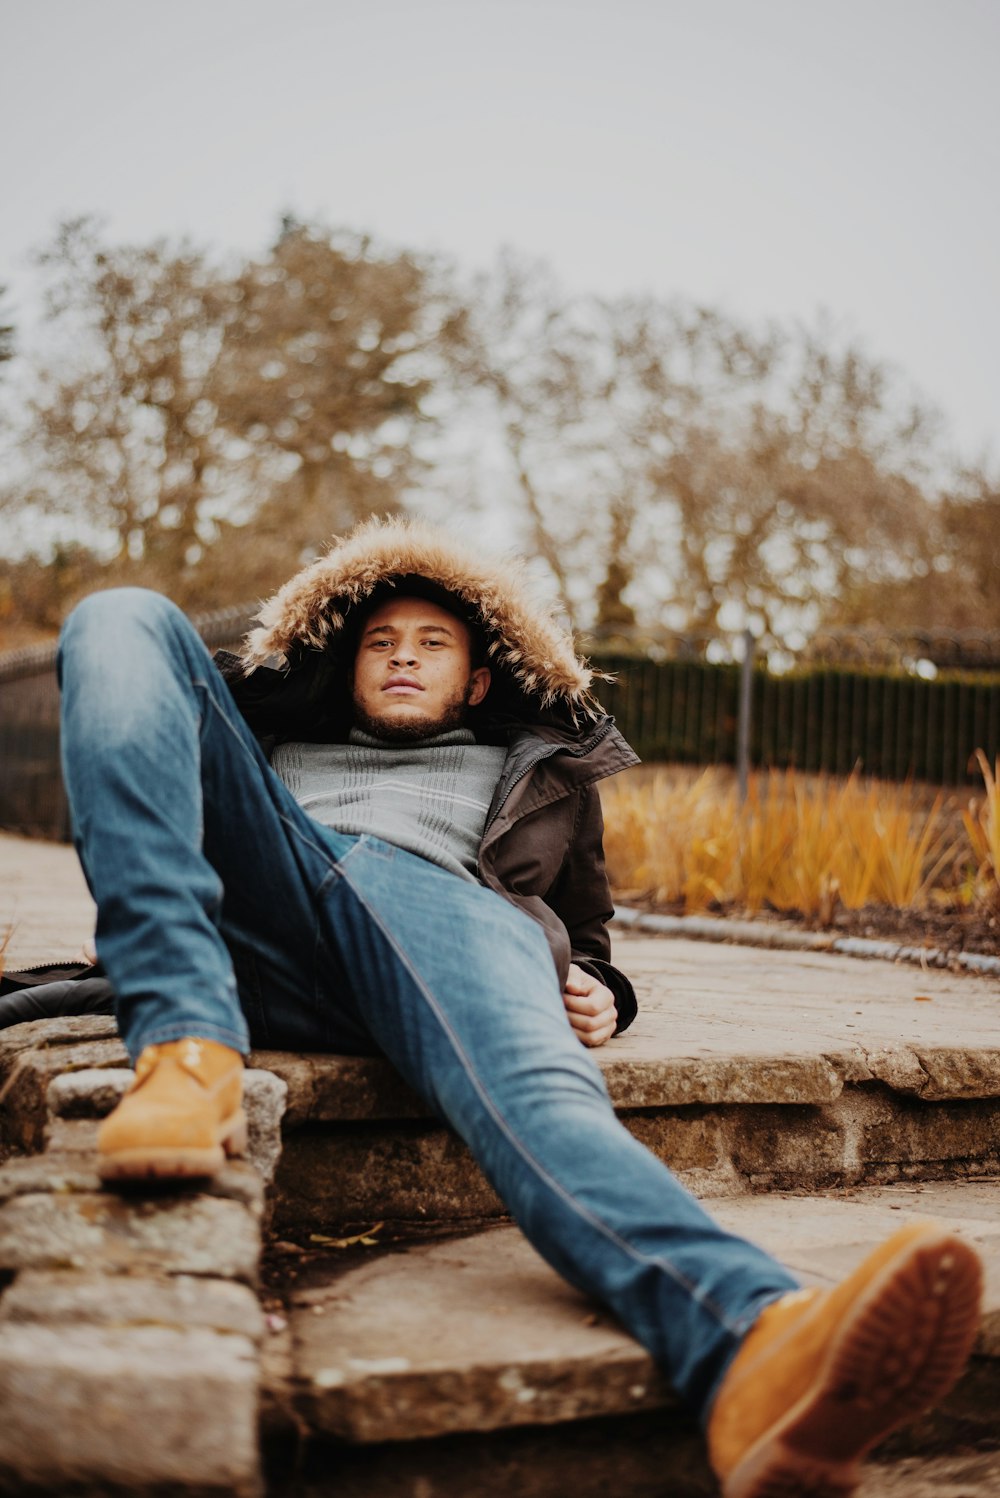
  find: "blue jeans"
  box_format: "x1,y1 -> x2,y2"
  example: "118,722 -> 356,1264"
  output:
58,588 -> 798,1421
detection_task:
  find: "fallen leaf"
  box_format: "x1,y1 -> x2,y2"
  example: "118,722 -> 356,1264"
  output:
309,1222 -> 385,1249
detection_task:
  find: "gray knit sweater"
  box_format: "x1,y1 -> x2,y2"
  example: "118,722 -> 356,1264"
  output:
272,729 -> 507,882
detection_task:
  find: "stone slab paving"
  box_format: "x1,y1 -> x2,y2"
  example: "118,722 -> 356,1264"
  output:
0,831 -> 95,970
288,1180 -> 1000,1444
4,833 -> 998,1096
3,836 -> 1000,1491
256,931 -> 1000,1124
0,1003 -> 276,1495
613,933 -> 1000,1087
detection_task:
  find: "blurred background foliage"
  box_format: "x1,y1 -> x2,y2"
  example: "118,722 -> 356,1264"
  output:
0,216 -> 997,652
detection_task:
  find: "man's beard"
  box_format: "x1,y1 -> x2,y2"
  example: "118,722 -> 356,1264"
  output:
351,678 -> 477,742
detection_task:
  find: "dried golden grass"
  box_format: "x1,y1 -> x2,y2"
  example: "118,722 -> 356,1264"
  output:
602,765 -> 969,919
962,751 -> 1000,909
601,768 -> 740,912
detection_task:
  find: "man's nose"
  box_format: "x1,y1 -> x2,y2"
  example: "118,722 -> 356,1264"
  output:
389,648 -> 418,667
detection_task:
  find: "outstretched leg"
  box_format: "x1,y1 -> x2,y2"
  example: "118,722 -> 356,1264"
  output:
309,839 -> 983,1491
310,837 -> 798,1415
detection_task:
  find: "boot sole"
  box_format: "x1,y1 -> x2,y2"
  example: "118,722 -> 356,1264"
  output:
723,1228 -> 983,1498
98,1107 -> 248,1182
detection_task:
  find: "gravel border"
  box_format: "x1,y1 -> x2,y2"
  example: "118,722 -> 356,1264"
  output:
612,905 -> 1000,977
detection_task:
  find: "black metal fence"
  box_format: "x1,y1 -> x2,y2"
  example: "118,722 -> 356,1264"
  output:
597,654 -> 1000,786
3,611 -> 1000,840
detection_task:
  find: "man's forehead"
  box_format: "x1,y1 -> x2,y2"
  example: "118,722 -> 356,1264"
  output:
360,595 -> 467,637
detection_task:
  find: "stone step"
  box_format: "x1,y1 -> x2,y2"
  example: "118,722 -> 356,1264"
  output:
256,933 -> 1000,1232
0,1015 -> 287,1181
1,948 -> 998,1493
0,1016 -> 278,1495
0,1271 -> 264,1496
268,1179 -> 1000,1496
7,1007 -> 999,1242
258,1041 -> 1000,1235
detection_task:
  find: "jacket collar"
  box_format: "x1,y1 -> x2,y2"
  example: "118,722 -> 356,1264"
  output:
484,716 -> 638,837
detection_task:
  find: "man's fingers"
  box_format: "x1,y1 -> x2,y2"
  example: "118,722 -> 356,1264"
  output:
563,974 -> 617,1047
566,1003 -> 617,1036
568,1011 -> 617,1048
563,988 -> 610,1018
567,1002 -> 617,1030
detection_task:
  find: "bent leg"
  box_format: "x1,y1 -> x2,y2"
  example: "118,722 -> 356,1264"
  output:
58,588 -> 368,1060
317,839 -> 800,1422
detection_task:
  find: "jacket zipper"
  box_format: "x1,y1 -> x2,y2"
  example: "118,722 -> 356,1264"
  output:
484,717 -> 617,837
2,958 -> 95,976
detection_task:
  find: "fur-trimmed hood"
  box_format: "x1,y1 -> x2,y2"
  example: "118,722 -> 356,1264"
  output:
240,516 -> 605,720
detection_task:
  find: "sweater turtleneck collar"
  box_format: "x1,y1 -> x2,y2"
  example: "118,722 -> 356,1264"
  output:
347,727 -> 476,751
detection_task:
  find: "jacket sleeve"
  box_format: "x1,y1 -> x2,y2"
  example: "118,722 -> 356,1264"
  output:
546,785 -> 638,1036
0,975 -> 116,1029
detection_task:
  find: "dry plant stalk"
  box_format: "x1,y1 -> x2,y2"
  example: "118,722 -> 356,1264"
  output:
962,751 -> 1000,909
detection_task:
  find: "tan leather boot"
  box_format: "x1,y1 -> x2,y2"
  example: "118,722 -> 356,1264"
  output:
98,1038 -> 246,1181
707,1223 -> 982,1498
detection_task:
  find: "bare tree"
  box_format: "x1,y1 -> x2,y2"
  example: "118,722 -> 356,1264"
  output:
5,218 -> 447,612
8,219 -> 239,580
446,254 -> 947,647
210,220 -> 449,546
862,463 -> 1000,634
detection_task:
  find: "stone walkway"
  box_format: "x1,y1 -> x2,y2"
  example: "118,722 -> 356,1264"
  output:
1,832 -> 96,970
4,829 -> 999,1051
3,831 -> 1000,1495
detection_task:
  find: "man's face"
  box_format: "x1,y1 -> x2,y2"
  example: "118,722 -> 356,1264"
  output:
350,595 -> 491,741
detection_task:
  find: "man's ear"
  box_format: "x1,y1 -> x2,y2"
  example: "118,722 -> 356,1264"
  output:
468,666 -> 491,707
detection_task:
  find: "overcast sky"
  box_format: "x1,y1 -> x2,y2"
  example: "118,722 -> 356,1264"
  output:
2,0 -> 998,464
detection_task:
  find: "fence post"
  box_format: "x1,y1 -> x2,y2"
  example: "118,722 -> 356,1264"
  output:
738,628 -> 755,801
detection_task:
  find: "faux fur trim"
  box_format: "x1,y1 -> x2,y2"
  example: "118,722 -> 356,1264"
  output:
241,516 -> 601,711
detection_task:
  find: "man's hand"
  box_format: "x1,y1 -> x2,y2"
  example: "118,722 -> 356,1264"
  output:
562,963 -> 617,1048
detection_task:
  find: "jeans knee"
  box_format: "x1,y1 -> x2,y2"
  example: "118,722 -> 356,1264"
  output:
58,589 -> 191,695
64,586 -> 179,634
61,587 -> 179,655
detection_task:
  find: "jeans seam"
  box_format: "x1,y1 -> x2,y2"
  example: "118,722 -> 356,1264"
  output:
199,693 -> 356,878
340,867 -> 743,1338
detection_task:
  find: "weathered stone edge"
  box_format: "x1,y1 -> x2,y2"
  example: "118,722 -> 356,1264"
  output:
250,1044 -> 1000,1124
3,1015 -> 999,1132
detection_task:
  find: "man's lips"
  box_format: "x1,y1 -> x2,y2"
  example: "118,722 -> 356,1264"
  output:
383,677 -> 424,694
